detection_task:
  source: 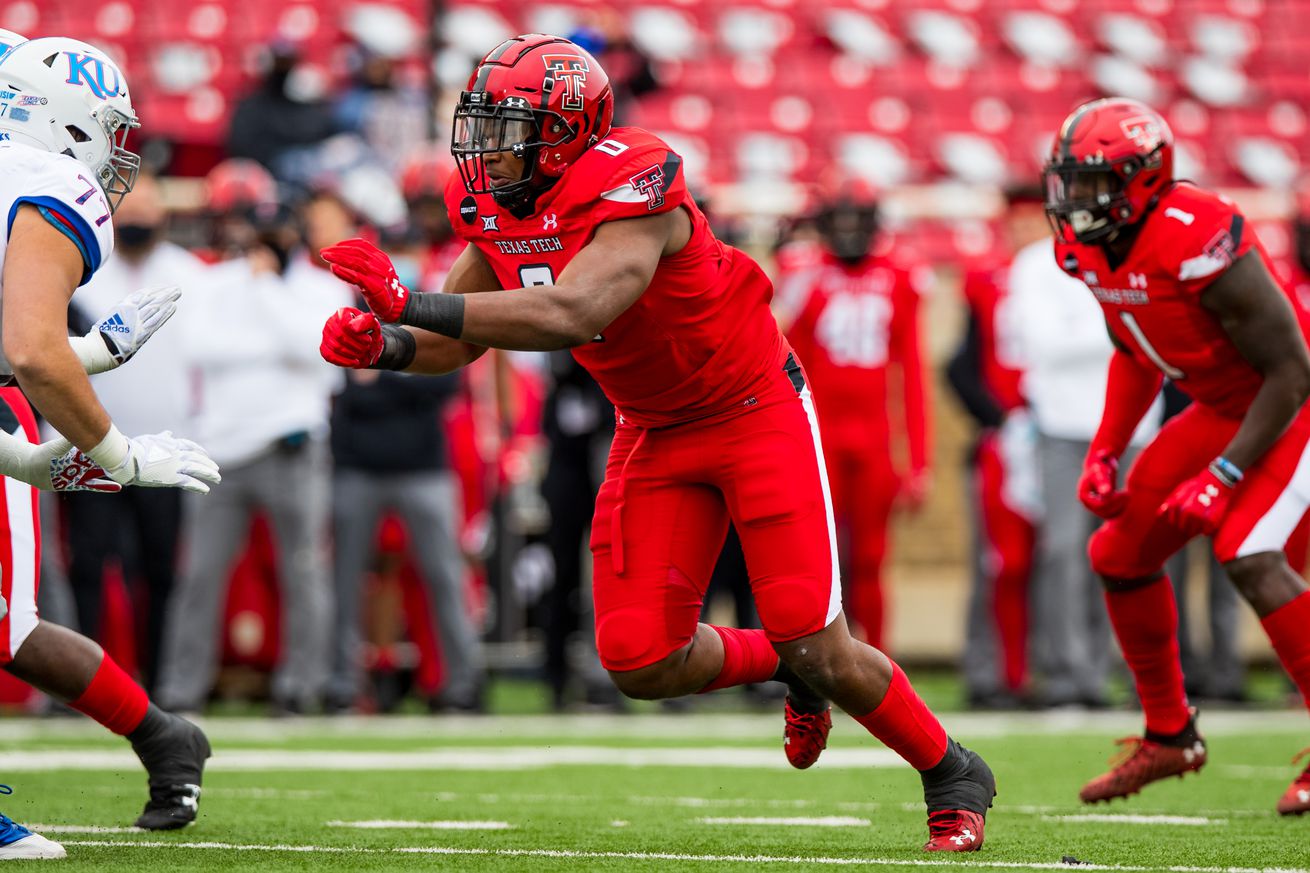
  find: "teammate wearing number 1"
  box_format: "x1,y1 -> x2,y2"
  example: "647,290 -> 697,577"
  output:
319,33 -> 995,851
1047,97 -> 1310,813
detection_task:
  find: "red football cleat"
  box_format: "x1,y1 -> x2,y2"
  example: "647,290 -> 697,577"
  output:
1079,734 -> 1207,804
783,697 -> 831,770
1276,749 -> 1310,816
924,810 -> 986,852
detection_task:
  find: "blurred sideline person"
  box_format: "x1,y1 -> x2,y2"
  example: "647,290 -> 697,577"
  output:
67,173 -> 203,693
156,191 -> 351,714
327,202 -> 485,713
0,35 -> 222,855
947,187 -> 1044,708
1046,98 -> 1310,813
318,34 -> 995,851
774,179 -> 931,650
1012,183 -> 1160,711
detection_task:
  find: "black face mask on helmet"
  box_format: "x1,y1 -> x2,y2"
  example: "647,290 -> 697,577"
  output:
818,204 -> 880,265
116,222 -> 159,252
452,92 -> 565,219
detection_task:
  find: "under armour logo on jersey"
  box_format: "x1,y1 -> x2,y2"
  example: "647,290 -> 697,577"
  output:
628,165 -> 667,211
542,54 -> 590,112
1128,273 -> 1148,290
542,213 -> 558,231
63,51 -> 124,100
481,215 -> 500,232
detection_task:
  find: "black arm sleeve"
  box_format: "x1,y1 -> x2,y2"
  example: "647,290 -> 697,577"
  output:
945,310 -> 1005,429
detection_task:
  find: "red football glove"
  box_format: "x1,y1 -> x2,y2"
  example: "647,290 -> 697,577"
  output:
319,238 -> 410,322
1078,450 -> 1130,519
321,307 -> 384,368
1159,469 -> 1233,538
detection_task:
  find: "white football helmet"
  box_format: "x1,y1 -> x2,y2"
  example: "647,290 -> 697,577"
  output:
0,29 -> 25,60
0,37 -> 139,211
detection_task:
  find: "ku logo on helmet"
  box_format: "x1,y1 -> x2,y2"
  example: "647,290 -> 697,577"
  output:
543,54 -> 589,112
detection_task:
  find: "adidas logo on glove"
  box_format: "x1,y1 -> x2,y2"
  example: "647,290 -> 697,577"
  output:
98,314 -> 131,335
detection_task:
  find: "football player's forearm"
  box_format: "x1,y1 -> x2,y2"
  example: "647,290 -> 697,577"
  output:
404,286 -> 598,350
1221,366 -> 1310,472
1090,350 -> 1162,458
12,348 -> 112,451
405,328 -> 485,375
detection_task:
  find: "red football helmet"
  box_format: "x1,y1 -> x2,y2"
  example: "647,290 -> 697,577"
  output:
812,171 -> 881,263
1043,97 -> 1174,244
400,149 -> 454,201
205,158 -> 278,213
452,33 -> 614,214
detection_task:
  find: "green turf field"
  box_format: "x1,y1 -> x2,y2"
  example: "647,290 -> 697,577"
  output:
0,704 -> 1307,871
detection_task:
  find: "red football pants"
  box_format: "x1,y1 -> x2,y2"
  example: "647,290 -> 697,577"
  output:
590,364 -> 842,672
1089,402 -> 1310,578
824,443 -> 896,650
975,433 -> 1036,692
0,388 -> 41,665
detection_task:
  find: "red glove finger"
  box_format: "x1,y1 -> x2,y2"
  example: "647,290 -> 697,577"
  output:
1159,470 -> 1231,538
1078,451 -> 1130,519
320,307 -> 383,367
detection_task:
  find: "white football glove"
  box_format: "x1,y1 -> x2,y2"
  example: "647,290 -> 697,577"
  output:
68,285 -> 182,375
87,426 -> 222,494
0,429 -> 120,492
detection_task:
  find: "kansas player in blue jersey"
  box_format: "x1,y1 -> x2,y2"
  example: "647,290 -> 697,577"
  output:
0,34 -> 221,857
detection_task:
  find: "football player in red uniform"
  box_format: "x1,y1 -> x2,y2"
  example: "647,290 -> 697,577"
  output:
775,182 -> 930,650
1047,97 -> 1310,813
319,34 -> 995,850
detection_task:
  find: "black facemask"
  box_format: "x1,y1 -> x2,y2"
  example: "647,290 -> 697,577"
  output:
117,223 -> 159,252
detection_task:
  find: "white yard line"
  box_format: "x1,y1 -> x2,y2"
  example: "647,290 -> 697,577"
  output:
1,710 -> 1306,742
1041,814 -> 1226,826
29,825 -> 143,834
0,746 -> 902,771
325,820 -> 512,830
55,839 -> 1310,872
698,816 -> 871,827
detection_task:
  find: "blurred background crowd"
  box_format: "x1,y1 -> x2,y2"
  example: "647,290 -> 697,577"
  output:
3,0 -> 1310,716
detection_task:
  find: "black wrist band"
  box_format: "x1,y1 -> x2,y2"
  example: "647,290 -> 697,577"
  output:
370,324 -> 417,371
400,291 -> 465,338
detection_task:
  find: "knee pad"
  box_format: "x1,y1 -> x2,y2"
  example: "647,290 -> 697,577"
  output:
595,607 -> 675,673
755,577 -> 828,642
1087,523 -> 1157,581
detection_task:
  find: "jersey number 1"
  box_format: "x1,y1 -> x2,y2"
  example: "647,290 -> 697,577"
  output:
1119,312 -> 1186,380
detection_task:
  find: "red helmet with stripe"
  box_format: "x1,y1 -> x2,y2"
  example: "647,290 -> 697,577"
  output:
452,34 -> 614,214
1043,97 -> 1174,244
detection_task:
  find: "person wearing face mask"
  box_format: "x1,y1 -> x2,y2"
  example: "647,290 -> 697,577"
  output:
154,190 -> 352,715
226,41 -> 339,181
772,176 -> 932,651
66,172 -> 205,694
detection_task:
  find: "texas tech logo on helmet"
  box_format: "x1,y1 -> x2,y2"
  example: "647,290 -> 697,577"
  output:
1119,116 -> 1164,152
543,54 -> 589,112
629,165 -> 666,211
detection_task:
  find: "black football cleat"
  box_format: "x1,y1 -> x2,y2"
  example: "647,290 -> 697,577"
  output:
920,739 -> 996,852
131,710 -> 211,830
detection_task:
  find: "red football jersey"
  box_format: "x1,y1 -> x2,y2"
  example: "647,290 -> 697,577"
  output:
445,127 -> 785,428
1055,182 -> 1310,419
777,250 -> 929,469
962,266 -> 1026,414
